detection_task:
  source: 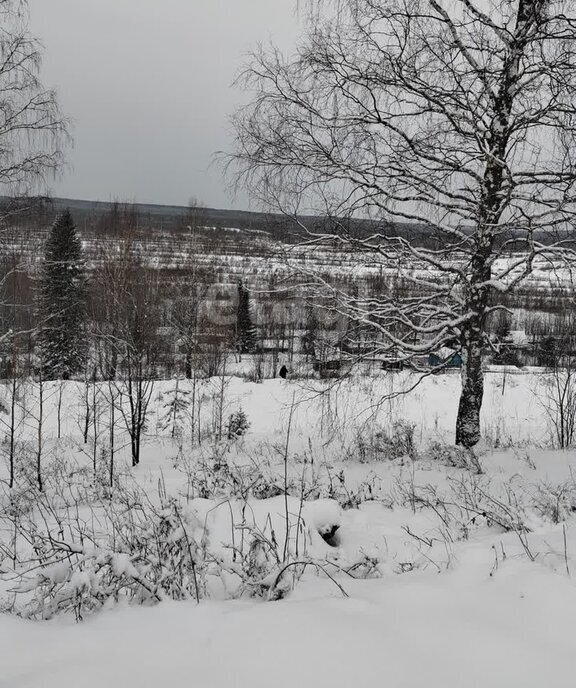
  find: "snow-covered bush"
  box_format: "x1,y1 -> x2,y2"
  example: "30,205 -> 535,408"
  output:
447,475 -> 537,559
227,408 -> 250,439
350,421 -> 416,462
540,366 -> 576,449
158,384 -> 193,437
176,448 -> 289,501
532,482 -> 576,524
428,441 -> 470,469
3,487 -> 205,620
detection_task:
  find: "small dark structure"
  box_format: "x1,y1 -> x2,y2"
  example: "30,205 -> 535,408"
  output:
428,349 -> 462,369
279,365 -> 288,379
381,360 -> 406,371
312,359 -> 342,373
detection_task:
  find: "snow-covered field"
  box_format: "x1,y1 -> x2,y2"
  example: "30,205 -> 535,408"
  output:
2,370 -> 576,687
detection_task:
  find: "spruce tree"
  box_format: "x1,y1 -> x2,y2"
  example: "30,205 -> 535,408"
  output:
236,281 -> 256,355
37,210 -> 87,379
302,304 -> 318,358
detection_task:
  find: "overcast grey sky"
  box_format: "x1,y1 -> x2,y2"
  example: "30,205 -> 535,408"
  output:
28,1 -> 302,210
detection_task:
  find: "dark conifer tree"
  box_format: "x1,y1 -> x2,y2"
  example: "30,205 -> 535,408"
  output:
236,281 -> 256,355
302,304 -> 318,359
37,210 -> 87,379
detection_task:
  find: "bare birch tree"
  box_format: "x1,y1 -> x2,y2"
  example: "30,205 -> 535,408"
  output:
230,0 -> 576,447
0,0 -> 68,192
0,0 -> 69,360
96,240 -> 162,467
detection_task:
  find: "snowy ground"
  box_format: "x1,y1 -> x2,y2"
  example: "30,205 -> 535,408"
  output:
4,557 -> 576,688
2,370 -> 576,686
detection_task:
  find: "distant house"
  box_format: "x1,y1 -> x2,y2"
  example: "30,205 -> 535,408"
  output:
490,329 -> 528,367
257,338 -> 291,354
313,358 -> 342,373
339,339 -> 374,357
428,347 -> 462,369
381,360 -> 407,371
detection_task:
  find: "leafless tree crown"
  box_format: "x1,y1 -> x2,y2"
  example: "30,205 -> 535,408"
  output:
230,0 -> 576,447
0,0 -> 69,193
